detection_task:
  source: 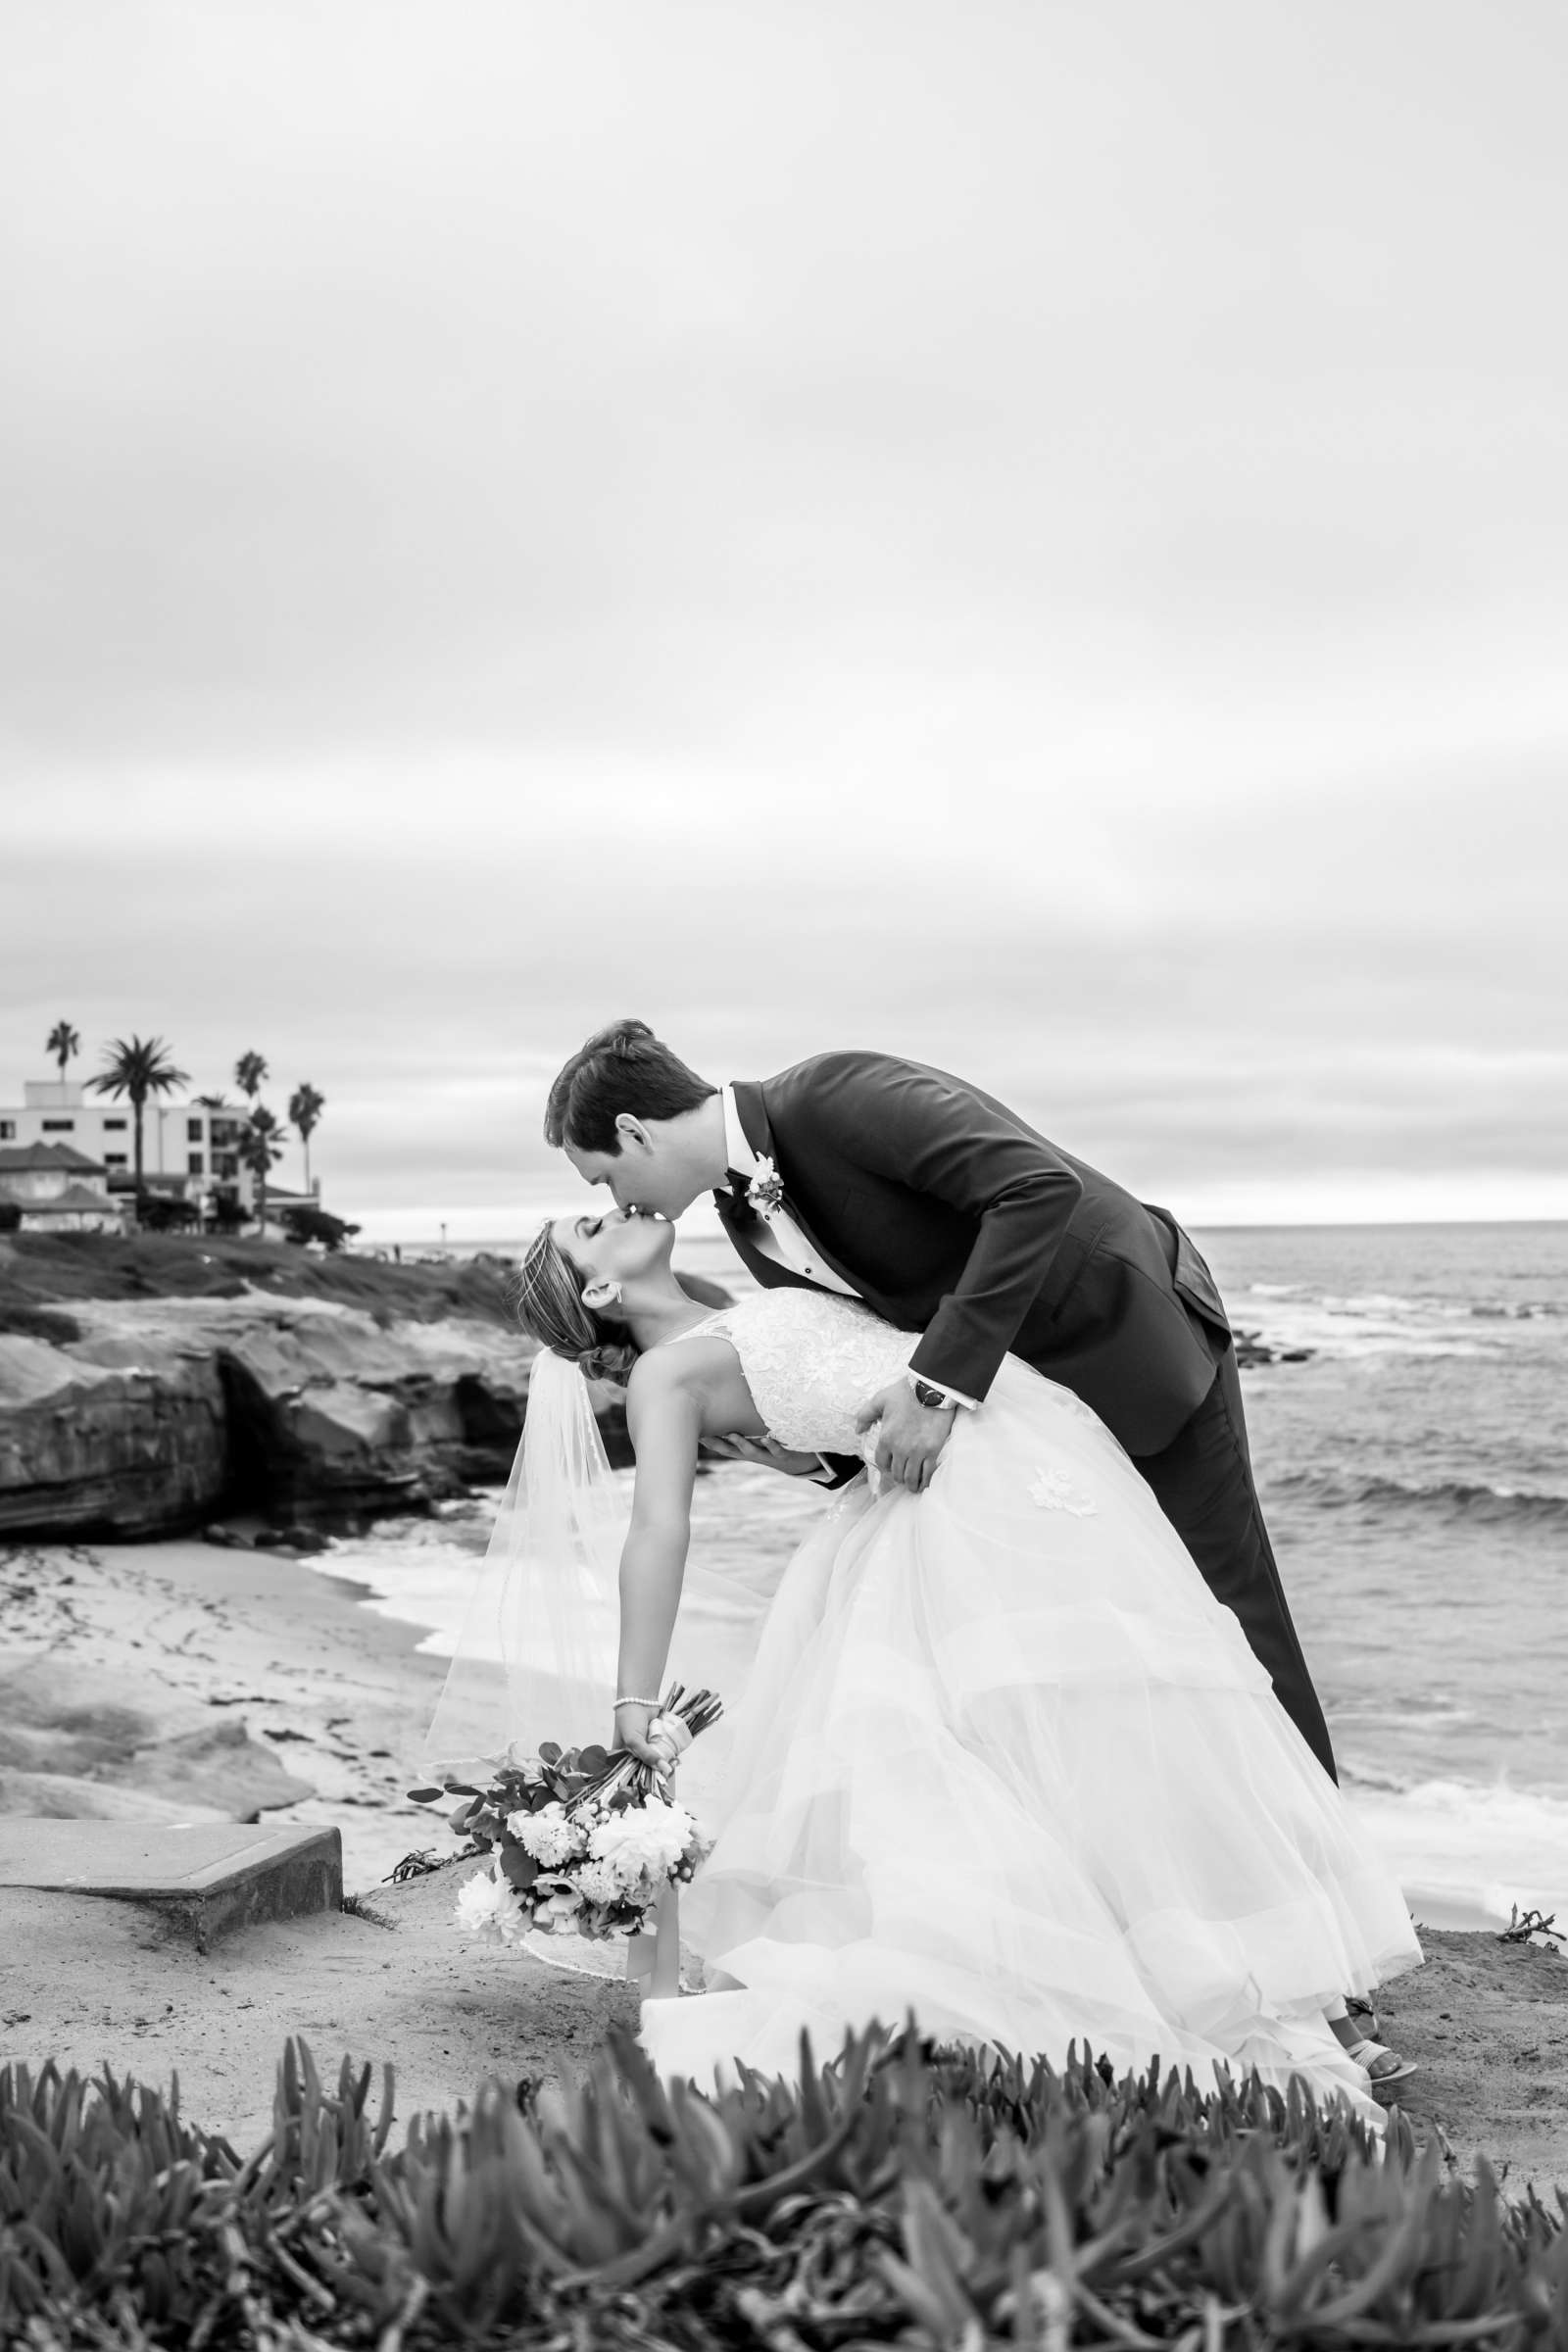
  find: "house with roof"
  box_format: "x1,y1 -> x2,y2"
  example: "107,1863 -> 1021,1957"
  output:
0,1141 -> 126,1233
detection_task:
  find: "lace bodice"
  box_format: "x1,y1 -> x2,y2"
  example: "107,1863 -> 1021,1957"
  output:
671,1289 -> 918,1460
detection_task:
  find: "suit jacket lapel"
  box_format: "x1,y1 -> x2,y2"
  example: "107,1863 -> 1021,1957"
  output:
727,1077 -> 864,1298
713,1193 -> 782,1284
718,1079 -> 773,1246
715,1080 -> 777,1277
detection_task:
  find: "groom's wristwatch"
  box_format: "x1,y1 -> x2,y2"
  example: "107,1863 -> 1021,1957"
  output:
908,1376 -> 956,1413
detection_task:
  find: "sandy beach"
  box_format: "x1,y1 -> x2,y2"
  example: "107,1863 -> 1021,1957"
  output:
2,1529 -> 1565,2190
0,1531 -> 449,1888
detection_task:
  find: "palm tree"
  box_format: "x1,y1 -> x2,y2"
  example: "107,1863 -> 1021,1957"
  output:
288,1083 -> 326,1194
234,1051 -> 269,1103
46,1021 -> 80,1084
88,1035 -> 190,1203
238,1104 -> 290,1235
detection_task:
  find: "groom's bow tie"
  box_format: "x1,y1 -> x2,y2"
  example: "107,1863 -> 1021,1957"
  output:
721,1168 -> 752,1208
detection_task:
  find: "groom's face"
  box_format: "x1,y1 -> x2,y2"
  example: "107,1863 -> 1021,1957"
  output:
565,1125 -> 699,1222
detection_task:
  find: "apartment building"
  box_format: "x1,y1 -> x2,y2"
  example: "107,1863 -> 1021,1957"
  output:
0,1080 -> 249,1202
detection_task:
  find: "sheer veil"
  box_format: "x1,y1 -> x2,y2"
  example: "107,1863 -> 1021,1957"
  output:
422,1348 -> 625,1778
421,1323 -> 803,1885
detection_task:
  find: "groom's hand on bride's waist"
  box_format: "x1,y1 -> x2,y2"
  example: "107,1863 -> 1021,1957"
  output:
856,1382 -> 956,1494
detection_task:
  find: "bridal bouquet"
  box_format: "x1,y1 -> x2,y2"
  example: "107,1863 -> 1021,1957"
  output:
408,1687 -> 722,1947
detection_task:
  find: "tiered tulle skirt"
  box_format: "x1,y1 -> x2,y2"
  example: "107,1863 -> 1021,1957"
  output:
652,1356 -> 1421,2117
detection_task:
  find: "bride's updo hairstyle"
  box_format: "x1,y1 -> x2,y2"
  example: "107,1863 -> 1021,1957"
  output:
514,1220 -> 640,1389
544,1017 -> 715,1155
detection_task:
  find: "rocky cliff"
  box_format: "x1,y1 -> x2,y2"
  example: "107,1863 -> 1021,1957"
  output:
0,1333 -> 228,1539
0,1291 -> 569,1541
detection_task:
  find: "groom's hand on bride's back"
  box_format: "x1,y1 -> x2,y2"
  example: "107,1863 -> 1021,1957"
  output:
702,1433 -> 830,1479
856,1383 -> 956,1494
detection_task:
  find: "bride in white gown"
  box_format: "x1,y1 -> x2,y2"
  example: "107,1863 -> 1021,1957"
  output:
444,1205 -> 1421,2120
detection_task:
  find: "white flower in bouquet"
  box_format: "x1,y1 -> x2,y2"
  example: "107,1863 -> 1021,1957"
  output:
535,1886 -> 585,1933
574,1856 -> 634,1911
512,1801 -> 587,1866
588,1796 -> 699,1883
494,1902 -> 532,1948
453,1865 -> 516,1939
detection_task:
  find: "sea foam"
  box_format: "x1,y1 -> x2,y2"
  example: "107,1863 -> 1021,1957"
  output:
1345,1775 -> 1568,1929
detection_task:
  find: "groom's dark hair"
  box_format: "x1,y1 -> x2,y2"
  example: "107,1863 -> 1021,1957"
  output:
544,1019 -> 716,1155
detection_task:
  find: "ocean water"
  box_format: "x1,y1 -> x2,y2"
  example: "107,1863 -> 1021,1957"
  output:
320,1221 -> 1568,1930
1196,1222 -> 1568,1932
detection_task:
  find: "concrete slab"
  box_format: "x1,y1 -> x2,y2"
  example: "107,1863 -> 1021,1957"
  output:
0,1820 -> 342,1950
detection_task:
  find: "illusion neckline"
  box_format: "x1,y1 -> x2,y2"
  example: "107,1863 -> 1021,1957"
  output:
651,1306 -> 733,1351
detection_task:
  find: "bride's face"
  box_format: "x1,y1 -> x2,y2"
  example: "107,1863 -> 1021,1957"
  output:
551,1205 -> 674,1298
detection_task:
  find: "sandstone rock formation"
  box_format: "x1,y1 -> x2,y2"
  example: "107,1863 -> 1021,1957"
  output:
0,1295 -> 536,1541
0,1332 -> 228,1539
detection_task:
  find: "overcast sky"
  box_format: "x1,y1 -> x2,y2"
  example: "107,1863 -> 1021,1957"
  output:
3,1 -> 1565,1237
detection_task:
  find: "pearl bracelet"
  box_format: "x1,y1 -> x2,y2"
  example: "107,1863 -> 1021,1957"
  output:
614,1694 -> 661,1709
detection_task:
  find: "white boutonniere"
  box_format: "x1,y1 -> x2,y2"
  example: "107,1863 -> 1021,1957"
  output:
747,1156 -> 787,1220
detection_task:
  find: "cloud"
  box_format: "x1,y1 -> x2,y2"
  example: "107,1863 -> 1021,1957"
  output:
2,1 -> 1565,1225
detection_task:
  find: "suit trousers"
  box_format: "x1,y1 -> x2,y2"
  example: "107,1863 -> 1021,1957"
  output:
1136,1341 -> 1339,1784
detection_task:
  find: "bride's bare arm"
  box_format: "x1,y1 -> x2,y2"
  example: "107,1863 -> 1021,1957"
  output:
612,1368 -> 704,1762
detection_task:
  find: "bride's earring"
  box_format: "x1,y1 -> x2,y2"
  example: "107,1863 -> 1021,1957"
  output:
582,1279 -> 623,1310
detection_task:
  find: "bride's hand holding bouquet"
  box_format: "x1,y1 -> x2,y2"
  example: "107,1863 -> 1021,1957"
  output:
612,1696 -> 664,1767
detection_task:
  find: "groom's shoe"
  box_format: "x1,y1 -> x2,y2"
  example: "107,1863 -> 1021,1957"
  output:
1345,1992 -> 1380,2039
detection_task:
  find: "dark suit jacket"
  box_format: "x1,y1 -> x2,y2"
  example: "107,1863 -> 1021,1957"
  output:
714,1052 -> 1229,1460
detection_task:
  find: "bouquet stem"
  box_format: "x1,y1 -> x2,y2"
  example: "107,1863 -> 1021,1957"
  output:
645,1882 -> 683,2001
568,1683 -> 723,1815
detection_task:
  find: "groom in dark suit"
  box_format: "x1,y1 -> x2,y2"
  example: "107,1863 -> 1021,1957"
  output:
547,1019 -> 1338,1784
